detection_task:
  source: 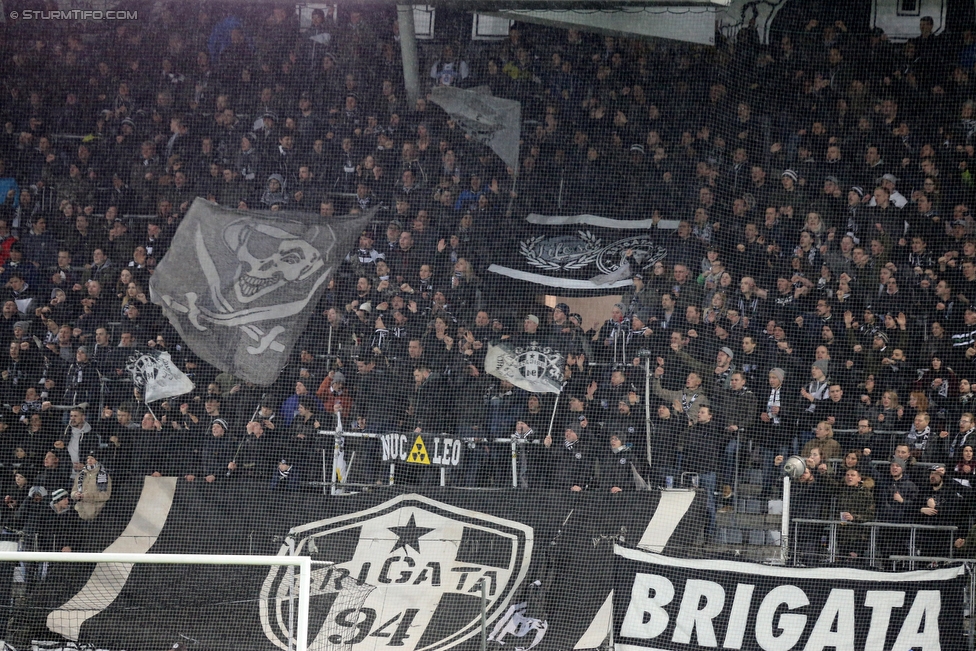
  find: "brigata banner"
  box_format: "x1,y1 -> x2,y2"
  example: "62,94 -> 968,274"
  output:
43,484 -> 702,651
613,546 -> 967,651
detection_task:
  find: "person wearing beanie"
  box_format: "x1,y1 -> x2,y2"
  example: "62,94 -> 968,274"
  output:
519,314 -> 541,343
844,186 -> 869,244
12,320 -> 30,339
71,450 -> 112,521
185,417 -> 235,484
672,345 -> 737,398
602,431 -> 647,494
270,457 -> 300,491
49,486 -> 83,552
622,271 -> 659,317
917,462 -> 968,556
624,308 -> 655,363
770,167 -> 805,219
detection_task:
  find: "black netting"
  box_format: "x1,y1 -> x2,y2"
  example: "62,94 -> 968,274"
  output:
0,2 -> 974,649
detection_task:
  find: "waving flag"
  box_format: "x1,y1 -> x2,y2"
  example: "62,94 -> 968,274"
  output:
125,349 -> 195,403
150,198 -> 373,385
430,86 -> 521,171
485,340 -> 565,393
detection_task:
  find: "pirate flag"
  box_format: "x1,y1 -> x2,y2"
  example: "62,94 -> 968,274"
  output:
485,340 -> 565,394
149,198 -> 373,385
125,348 -> 195,403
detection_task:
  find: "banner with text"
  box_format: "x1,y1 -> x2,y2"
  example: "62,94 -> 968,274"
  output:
47,485 -> 701,651
380,432 -> 464,467
613,546 -> 967,651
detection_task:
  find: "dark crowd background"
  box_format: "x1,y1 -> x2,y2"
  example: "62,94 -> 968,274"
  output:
1,1 -> 976,565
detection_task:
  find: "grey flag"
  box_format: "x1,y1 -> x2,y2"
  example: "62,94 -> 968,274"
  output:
149,198 -> 373,385
484,340 -> 564,394
430,86 -> 521,171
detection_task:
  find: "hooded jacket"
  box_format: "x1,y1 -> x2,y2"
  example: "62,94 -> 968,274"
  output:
260,173 -> 288,208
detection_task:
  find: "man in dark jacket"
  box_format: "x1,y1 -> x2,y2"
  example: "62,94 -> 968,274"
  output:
684,405 -> 722,539
877,456 -> 919,559
230,420 -> 276,482
412,366 -> 449,435
134,412 -> 187,477
714,371 -> 758,501
186,418 -> 234,484
46,488 -> 83,552
834,467 -> 876,561
601,432 -> 647,493
916,463 -> 970,556
544,423 -> 594,492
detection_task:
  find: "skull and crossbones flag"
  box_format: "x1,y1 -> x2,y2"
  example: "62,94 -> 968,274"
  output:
125,348 -> 195,403
149,198 -> 373,385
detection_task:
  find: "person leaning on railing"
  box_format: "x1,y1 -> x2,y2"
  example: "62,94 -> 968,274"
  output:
833,466 -> 876,562
954,522 -> 976,557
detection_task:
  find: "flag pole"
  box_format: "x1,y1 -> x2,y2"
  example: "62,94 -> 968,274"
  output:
645,357 -> 652,469
505,170 -> 518,219
226,393 -> 266,478
545,383 -> 567,441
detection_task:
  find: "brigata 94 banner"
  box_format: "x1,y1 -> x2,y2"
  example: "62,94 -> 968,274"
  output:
613,546 -> 967,651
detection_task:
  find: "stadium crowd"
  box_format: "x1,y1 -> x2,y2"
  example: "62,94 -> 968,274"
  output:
1,3 -> 976,561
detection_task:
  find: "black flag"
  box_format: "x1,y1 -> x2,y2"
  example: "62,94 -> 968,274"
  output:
487,213 -> 667,296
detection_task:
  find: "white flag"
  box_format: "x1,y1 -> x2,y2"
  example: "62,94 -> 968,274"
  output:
125,349 -> 195,403
332,409 -> 348,491
485,341 -> 565,394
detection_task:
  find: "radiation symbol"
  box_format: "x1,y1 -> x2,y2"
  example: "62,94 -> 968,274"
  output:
408,435 -> 431,465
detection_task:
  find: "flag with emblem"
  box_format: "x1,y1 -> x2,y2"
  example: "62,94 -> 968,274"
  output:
487,213 -> 667,295
125,348 -> 195,404
68,487 -> 703,651
485,341 -> 565,394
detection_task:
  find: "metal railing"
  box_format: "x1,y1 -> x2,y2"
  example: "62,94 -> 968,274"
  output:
318,430 -> 550,493
791,518 -> 959,568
